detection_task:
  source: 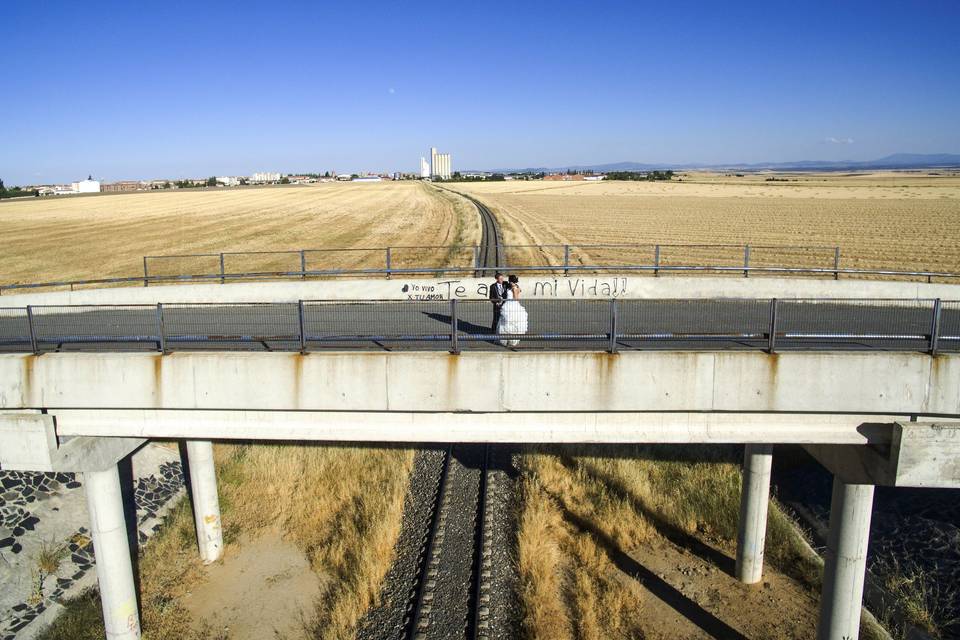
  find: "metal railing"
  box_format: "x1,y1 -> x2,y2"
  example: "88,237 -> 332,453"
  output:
4,242 -> 960,296
1,298 -> 958,355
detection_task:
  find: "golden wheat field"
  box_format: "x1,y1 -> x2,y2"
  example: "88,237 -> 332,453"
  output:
0,182 -> 479,286
446,173 -> 960,276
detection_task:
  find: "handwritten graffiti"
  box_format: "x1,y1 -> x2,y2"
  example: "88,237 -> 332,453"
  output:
401,278 -> 628,299
400,283 -> 447,301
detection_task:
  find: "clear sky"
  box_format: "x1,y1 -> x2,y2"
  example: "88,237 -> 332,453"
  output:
2,0 -> 958,184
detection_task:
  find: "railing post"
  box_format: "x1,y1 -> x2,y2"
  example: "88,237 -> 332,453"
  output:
563,244 -> 570,276
767,298 -> 779,354
654,244 -> 661,277
930,298 -> 942,356
156,303 -> 166,354
833,247 -> 841,280
300,250 -> 307,280
143,256 -> 149,287
473,246 -> 480,272
219,253 -> 225,285
26,305 -> 38,355
386,247 -> 392,280
744,245 -> 751,278
450,299 -> 460,354
608,299 -> 619,354
298,300 -> 307,354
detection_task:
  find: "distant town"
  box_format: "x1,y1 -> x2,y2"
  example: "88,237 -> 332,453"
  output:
0,145 -> 621,199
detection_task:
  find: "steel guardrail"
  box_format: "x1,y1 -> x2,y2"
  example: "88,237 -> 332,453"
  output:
1,297 -> 956,356
4,241 -> 960,294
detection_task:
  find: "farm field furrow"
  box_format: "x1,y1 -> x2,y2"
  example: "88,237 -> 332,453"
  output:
446,175 -> 960,276
0,182 -> 479,286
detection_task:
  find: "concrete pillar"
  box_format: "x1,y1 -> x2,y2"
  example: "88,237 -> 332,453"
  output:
84,465 -> 141,640
186,440 -> 223,563
817,477 -> 875,640
735,443 -> 773,583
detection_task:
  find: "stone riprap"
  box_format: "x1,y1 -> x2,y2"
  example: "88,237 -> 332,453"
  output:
0,444 -> 185,640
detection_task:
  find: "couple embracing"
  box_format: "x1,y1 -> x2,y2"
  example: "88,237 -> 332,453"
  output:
489,272 -> 528,347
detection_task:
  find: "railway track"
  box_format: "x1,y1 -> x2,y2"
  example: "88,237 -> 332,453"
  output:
401,190 -> 503,639
402,444 -> 493,640
359,188 -> 515,640
432,185 -> 502,277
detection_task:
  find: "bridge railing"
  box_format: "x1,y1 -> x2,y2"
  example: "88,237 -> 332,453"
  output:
5,242 -> 960,295
2,298 -> 958,356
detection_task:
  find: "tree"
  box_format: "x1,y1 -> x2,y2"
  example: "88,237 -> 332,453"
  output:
206,176 -> 217,187
324,171 -> 331,178
280,177 -> 290,184
0,178 -> 5,197
163,181 -> 171,189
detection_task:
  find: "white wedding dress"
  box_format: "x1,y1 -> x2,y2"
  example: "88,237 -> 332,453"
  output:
496,287 -> 528,347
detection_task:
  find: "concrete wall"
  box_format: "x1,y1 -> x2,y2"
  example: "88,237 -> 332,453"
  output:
2,351 -> 958,416
3,275 -> 960,307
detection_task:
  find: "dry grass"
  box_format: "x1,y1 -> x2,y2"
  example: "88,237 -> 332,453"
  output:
446,173 -> 960,275
516,445 -> 838,639
39,444 -> 414,640
0,182 -> 480,286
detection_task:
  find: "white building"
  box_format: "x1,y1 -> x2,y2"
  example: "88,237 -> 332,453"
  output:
352,175 -> 382,182
430,147 -> 452,179
71,177 -> 101,193
250,172 -> 281,183
420,157 -> 430,178
217,176 -> 241,186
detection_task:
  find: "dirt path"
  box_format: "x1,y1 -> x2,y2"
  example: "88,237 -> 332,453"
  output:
182,528 -> 322,640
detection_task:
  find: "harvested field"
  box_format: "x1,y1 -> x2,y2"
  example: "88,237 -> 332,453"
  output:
0,182 -> 479,286
446,173 -> 960,276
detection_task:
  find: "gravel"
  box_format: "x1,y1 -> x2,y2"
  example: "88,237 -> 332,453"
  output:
358,445 -> 521,640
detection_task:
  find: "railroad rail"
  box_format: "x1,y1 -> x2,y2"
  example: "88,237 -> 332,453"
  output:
404,445 -> 494,640
404,193 -> 501,640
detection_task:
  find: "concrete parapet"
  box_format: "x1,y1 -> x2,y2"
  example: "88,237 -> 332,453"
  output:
3,275 -> 959,307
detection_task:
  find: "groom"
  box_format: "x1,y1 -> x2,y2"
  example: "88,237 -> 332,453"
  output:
489,272 -> 507,331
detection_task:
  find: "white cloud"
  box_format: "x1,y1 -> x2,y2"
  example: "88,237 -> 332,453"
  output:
825,136 -> 854,144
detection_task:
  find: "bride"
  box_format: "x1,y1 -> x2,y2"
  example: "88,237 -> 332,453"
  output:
496,275 -> 528,347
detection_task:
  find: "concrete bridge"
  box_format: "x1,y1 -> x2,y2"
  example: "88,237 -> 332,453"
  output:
2,275 -> 960,640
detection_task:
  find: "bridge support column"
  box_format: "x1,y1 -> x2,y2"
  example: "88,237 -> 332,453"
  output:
735,443 -> 772,583
817,477 -> 874,640
186,440 -> 223,563
84,465 -> 141,640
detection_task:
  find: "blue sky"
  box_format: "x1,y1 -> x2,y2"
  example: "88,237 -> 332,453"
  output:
1,0 -> 958,184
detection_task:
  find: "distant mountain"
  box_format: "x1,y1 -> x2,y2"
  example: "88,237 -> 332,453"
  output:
471,153 -> 960,174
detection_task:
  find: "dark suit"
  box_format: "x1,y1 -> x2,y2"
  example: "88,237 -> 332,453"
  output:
489,280 -> 508,331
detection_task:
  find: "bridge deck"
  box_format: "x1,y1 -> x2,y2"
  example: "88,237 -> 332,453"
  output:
1,298 -> 958,353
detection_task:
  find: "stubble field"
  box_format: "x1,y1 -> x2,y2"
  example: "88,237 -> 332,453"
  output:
0,181 -> 479,286
446,173 -> 960,276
